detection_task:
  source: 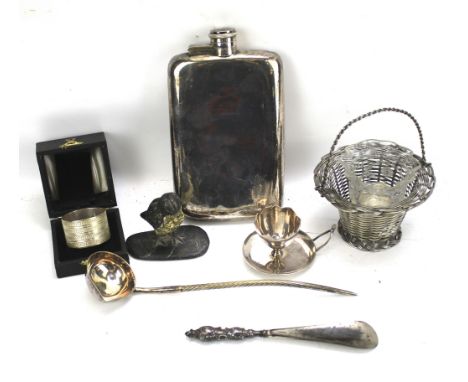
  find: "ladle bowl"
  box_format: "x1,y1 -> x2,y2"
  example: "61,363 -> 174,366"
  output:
86,252 -> 135,302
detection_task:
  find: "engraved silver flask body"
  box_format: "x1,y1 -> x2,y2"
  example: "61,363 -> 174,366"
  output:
168,28 -> 284,220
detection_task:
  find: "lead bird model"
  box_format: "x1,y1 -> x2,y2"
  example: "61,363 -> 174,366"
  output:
126,193 -> 210,260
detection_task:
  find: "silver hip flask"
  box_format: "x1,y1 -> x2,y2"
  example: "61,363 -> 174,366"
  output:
168,27 -> 284,219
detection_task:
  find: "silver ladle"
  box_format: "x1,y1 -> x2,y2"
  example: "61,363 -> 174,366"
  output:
85,251 -> 356,302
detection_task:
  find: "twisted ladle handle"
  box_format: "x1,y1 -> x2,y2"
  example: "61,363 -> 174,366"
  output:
135,279 -> 356,296
186,321 -> 378,349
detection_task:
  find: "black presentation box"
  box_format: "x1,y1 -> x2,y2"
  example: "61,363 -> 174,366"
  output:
36,132 -> 128,278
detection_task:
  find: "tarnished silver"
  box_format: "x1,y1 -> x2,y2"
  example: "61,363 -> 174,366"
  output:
44,154 -> 59,200
84,251 -> 356,302
90,147 -> 109,194
186,321 -> 378,349
243,205 -> 334,274
314,108 -> 436,251
62,207 -> 110,248
168,27 -> 283,219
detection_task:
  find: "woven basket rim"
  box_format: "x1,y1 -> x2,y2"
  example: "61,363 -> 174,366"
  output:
314,143 -> 436,213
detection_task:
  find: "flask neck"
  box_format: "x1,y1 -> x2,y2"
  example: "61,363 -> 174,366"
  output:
209,28 -> 238,57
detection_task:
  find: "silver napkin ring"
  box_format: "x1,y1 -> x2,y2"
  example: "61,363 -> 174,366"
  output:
62,207 -> 111,249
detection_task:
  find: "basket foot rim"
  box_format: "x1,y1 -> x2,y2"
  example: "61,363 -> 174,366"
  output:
337,220 -> 402,251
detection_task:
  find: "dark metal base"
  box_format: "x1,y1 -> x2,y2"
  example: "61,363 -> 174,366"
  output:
126,225 -> 209,260
337,220 -> 402,252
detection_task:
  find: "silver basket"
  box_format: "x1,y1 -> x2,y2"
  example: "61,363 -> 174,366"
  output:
314,108 -> 436,251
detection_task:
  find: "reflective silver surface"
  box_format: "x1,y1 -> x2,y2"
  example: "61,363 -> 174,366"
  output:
255,205 -> 300,245
61,207 -> 110,249
244,206 -> 334,274
90,147 -> 109,194
244,231 -> 316,274
86,251 -> 135,302
85,251 -> 356,303
186,321 -> 378,349
169,27 -> 283,219
314,107 -> 436,251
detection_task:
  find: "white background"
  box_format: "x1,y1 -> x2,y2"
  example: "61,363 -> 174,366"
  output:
12,0 -> 468,381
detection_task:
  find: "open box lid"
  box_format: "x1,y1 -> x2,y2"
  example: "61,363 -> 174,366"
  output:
36,132 -> 118,218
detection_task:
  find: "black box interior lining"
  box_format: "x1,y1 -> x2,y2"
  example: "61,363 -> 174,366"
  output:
43,146 -> 113,214
55,149 -> 95,201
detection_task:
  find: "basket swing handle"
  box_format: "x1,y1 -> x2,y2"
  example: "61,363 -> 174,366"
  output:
318,107 -> 427,192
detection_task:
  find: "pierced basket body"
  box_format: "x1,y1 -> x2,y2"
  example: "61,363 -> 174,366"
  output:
314,109 -> 435,251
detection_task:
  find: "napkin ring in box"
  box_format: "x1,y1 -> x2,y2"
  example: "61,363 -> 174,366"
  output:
61,207 -> 111,249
